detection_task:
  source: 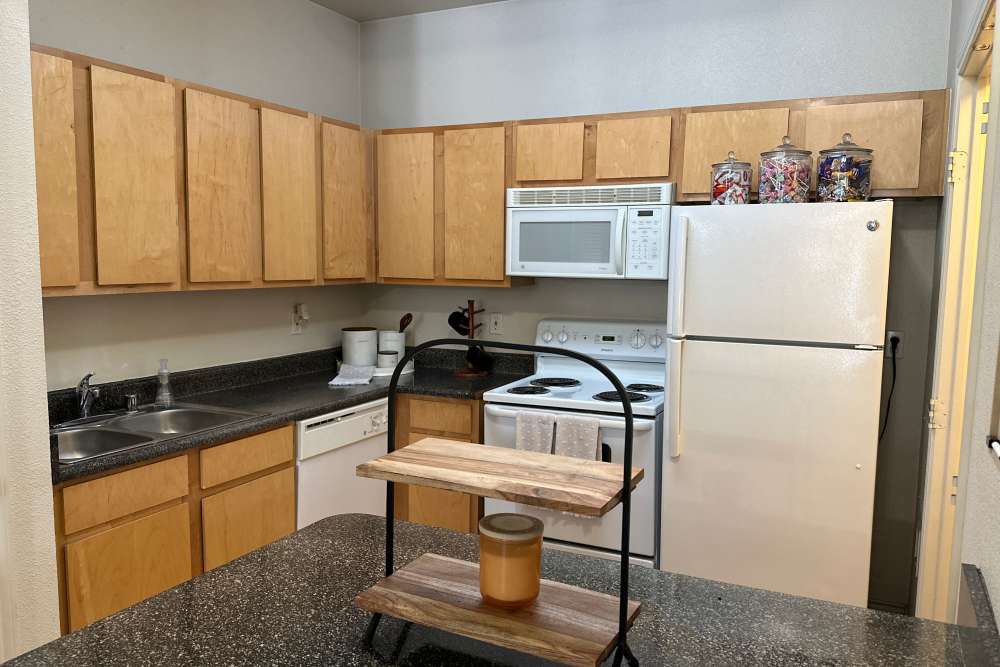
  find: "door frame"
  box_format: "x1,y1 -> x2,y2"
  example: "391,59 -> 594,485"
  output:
914,0 -> 996,622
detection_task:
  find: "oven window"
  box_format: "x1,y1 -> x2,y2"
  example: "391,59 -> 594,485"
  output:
519,221 -> 611,263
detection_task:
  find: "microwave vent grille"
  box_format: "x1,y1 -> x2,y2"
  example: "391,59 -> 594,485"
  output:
509,184 -> 668,207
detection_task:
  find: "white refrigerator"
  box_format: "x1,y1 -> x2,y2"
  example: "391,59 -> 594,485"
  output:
660,201 -> 892,607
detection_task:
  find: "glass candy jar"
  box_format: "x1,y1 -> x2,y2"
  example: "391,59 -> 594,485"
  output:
758,136 -> 811,204
711,151 -> 752,205
479,513 -> 543,609
817,133 -> 874,202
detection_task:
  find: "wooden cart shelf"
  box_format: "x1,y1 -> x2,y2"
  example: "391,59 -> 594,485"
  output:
355,553 -> 641,667
356,437 -> 644,517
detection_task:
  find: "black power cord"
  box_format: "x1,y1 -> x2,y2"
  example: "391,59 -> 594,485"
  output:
878,335 -> 901,442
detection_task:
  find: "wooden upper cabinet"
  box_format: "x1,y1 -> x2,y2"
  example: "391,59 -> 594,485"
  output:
377,132 -> 435,279
595,115 -> 672,179
804,99 -> 924,190
443,126 -> 506,282
31,52 -> 80,288
322,123 -> 369,280
184,89 -> 255,283
681,108 -> 790,194
260,108 -> 317,281
90,66 -> 178,285
515,122 -> 584,181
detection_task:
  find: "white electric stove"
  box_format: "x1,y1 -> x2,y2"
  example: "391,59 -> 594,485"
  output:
483,319 -> 666,566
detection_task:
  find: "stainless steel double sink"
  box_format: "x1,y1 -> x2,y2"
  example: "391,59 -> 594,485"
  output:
52,404 -> 257,464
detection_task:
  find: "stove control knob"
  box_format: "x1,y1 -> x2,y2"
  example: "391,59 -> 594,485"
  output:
649,334 -> 664,349
630,330 -> 647,349
541,330 -> 554,343
557,330 -> 570,344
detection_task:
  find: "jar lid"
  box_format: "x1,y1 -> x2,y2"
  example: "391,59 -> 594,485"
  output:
761,135 -> 812,158
479,513 -> 544,543
712,150 -> 751,169
819,132 -> 873,155
342,326 -> 377,332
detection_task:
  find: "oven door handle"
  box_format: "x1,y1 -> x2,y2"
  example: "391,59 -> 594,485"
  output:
484,404 -> 656,432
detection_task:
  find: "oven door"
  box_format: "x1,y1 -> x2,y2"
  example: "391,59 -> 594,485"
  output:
483,404 -> 660,559
507,207 -> 626,278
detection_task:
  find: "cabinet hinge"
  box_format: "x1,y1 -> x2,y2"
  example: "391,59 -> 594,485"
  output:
947,151 -> 968,184
981,122 -> 989,135
928,398 -> 948,430
984,101 -> 991,115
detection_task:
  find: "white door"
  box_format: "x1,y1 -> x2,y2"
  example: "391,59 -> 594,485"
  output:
661,338 -> 882,606
668,201 -> 892,345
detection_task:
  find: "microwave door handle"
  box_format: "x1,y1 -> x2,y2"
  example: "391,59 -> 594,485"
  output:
484,404 -> 655,432
613,212 -> 626,276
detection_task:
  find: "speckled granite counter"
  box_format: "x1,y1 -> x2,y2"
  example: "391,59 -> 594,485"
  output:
51,348 -> 530,484
8,514 -> 997,666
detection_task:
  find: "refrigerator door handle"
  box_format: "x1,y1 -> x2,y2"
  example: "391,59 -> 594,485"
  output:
667,338 -> 683,457
668,215 -> 689,335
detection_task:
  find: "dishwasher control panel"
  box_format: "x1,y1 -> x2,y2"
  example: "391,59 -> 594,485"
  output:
297,399 -> 389,461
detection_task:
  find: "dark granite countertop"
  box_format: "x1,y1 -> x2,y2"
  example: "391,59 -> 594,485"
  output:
8,514 -> 997,666
52,349 -> 529,485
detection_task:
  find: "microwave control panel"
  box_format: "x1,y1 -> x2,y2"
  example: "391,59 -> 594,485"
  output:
625,206 -> 668,279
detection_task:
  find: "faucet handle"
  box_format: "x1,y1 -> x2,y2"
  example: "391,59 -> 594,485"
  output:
77,372 -> 96,392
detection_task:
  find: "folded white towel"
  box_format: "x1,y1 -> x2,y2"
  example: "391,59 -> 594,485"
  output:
329,364 -> 375,386
553,415 -> 600,460
516,412 -> 555,454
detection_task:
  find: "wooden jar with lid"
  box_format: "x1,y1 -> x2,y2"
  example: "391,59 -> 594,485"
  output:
478,513 -> 544,609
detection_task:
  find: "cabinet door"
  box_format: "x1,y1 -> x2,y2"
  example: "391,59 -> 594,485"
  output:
184,89 -> 254,283
261,108 -> 317,281
377,132 -> 435,279
65,503 -> 191,631
201,467 -> 296,570
444,126 -> 506,281
514,122 -> 584,181
322,123 -> 369,279
680,108 -> 789,194
804,99 -> 924,190
595,115 -> 672,179
31,52 -> 79,288
91,66 -> 178,285
407,433 -> 479,533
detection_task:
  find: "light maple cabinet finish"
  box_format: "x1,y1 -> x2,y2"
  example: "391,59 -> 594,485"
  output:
322,123 -> 368,279
681,107 -> 790,194
595,115 -> 672,179
201,467 -> 296,570
184,89 -> 255,283
377,132 -> 436,279
406,433 -> 478,533
804,99 -> 925,190
515,122 -> 585,181
409,397 -> 474,435
62,455 -> 188,535
199,425 -> 294,489
90,66 -> 178,285
443,127 -> 506,281
65,502 -> 191,631
260,108 -> 317,281
31,51 -> 80,288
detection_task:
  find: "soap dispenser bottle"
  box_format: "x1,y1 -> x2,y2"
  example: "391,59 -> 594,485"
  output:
154,358 -> 174,408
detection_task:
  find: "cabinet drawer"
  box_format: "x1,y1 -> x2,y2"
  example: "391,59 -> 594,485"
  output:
409,399 -> 473,436
200,426 -> 294,489
63,456 -> 188,535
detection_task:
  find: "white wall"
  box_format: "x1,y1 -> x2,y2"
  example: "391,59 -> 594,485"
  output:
361,0 -> 951,127
0,0 -> 61,657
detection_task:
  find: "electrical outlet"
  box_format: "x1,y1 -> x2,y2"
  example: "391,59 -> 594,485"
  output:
885,330 -> 904,358
489,313 -> 503,335
291,312 -> 302,335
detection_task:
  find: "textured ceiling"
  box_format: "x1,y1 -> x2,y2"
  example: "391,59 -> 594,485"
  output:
310,0 -> 500,22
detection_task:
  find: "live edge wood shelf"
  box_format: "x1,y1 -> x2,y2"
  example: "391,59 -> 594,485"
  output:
356,437 -> 644,518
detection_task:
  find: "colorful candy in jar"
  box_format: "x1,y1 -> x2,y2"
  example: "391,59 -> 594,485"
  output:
711,151 -> 751,205
817,133 -> 873,202
758,136 -> 812,204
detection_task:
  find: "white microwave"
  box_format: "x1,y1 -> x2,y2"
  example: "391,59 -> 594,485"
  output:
506,183 -> 672,279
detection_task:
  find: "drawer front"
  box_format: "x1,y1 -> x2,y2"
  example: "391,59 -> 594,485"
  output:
409,399 -> 472,436
201,467 -> 296,570
63,456 -> 188,535
200,425 -> 294,489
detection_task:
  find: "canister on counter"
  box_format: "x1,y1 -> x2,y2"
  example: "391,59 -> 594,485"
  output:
711,151 -> 752,205
758,136 -> 812,204
817,133 -> 874,202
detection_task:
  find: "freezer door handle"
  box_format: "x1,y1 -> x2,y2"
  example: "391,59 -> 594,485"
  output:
667,338 -> 683,457
483,404 -> 656,431
668,214 -> 689,335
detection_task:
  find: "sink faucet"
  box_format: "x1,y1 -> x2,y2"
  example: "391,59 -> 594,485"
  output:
77,372 -> 100,418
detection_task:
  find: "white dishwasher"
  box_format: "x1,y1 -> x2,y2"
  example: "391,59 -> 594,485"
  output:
295,398 -> 388,530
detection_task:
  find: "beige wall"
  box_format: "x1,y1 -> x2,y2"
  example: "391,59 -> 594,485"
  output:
0,0 -> 60,658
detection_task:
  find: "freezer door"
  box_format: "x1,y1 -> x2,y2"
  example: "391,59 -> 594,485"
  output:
660,339 -> 882,606
668,201 -> 892,346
